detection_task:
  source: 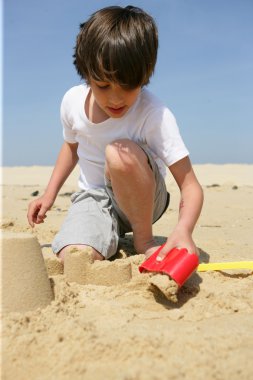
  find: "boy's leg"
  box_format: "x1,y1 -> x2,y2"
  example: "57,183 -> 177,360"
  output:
105,139 -> 158,256
52,188 -> 120,261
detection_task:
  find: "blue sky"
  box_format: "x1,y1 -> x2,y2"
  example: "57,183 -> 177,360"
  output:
3,0 -> 253,165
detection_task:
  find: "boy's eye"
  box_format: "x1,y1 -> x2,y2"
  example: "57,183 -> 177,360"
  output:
96,83 -> 110,89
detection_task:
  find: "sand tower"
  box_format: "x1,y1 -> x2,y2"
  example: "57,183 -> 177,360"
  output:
1,231 -> 54,313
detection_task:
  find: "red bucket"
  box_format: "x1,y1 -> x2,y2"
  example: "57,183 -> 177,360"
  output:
139,245 -> 199,287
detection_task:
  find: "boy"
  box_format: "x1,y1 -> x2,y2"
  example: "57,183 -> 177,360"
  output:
27,5 -> 203,263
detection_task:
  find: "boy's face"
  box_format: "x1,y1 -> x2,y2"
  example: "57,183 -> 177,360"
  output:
89,79 -> 141,119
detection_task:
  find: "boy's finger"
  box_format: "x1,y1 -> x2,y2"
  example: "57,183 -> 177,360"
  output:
28,219 -> 35,228
156,244 -> 175,261
27,205 -> 39,227
37,207 -> 48,221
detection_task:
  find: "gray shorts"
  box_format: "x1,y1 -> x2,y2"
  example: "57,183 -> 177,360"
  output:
52,145 -> 169,259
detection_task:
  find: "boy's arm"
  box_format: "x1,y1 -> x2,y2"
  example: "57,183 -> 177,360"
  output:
157,156 -> 204,260
27,142 -> 78,227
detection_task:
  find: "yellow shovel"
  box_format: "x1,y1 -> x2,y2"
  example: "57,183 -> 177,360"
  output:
197,261 -> 253,272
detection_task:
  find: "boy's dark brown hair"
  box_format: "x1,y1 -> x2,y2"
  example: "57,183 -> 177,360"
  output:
73,5 -> 158,88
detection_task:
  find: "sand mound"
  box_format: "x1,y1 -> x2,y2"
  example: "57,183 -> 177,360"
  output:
148,273 -> 178,302
1,231 -> 53,313
64,247 -> 132,286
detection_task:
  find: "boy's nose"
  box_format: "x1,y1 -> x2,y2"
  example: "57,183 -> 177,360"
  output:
108,88 -> 124,105
109,96 -> 123,106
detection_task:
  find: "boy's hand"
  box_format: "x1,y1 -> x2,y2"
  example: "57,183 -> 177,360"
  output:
156,225 -> 199,261
27,195 -> 54,227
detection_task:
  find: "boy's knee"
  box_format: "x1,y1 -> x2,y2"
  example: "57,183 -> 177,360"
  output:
105,139 -> 147,174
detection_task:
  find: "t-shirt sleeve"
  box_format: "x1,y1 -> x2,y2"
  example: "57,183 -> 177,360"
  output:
144,107 -> 189,167
60,92 -> 77,144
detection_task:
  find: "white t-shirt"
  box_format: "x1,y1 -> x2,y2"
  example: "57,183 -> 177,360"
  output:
61,84 -> 189,190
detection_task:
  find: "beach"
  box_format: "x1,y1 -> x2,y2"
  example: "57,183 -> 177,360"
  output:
1,164 -> 253,380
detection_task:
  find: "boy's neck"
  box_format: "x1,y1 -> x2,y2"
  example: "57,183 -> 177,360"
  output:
85,89 -> 110,124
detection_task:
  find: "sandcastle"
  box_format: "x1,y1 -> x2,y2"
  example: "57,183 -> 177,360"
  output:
64,247 -> 132,286
1,231 -> 54,313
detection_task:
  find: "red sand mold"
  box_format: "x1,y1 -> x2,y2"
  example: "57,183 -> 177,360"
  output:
139,246 -> 199,287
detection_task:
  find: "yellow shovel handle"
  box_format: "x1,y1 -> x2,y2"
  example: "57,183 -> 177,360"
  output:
197,261 -> 253,272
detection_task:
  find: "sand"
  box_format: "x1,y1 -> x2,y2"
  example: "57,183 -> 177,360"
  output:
1,164 -> 253,380
148,274 -> 179,303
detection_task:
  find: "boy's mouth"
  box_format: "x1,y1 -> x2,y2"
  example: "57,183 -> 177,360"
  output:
107,106 -> 126,115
